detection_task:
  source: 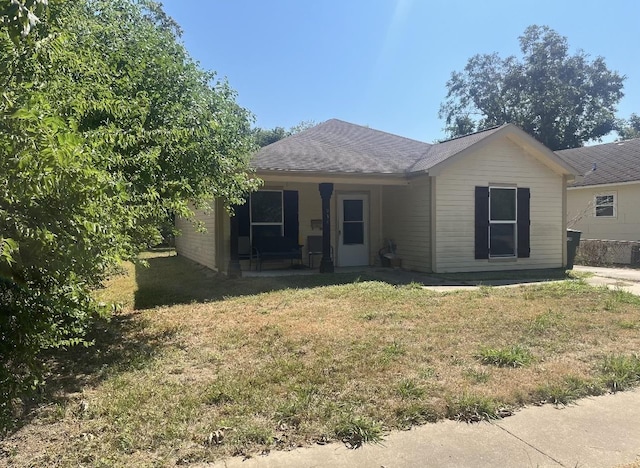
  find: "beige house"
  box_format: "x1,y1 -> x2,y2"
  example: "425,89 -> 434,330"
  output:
176,120 -> 578,274
557,138 -> 640,242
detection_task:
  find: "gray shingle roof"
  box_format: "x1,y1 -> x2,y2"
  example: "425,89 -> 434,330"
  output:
556,138 -> 640,187
252,119 -> 431,174
252,119 -> 518,176
251,119 -> 556,175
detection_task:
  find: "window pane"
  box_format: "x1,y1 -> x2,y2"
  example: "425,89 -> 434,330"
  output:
343,200 -> 363,222
596,195 -> 614,206
595,195 -> 615,217
252,224 -> 282,240
343,222 -> 364,245
251,191 -> 282,223
490,224 -> 515,256
490,188 -> 516,221
596,206 -> 614,217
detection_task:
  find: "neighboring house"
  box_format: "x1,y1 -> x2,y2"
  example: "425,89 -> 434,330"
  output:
557,138 -> 640,242
176,119 -> 578,274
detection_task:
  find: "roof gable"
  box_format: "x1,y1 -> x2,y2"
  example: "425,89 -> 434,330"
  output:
408,126 -> 503,173
556,138 -> 640,187
417,124 -> 578,178
251,119 -> 577,178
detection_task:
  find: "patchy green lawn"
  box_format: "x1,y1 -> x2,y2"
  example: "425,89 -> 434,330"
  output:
3,251 -> 640,467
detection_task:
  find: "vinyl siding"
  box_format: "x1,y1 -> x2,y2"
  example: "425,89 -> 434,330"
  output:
174,202 -> 217,271
434,137 -> 564,272
567,184 -> 640,241
381,176 -> 432,272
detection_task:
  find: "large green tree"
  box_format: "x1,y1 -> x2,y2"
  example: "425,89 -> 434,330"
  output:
616,114 -> 640,140
439,25 -> 625,150
253,126 -> 290,147
253,120 -> 316,147
0,0 -> 257,423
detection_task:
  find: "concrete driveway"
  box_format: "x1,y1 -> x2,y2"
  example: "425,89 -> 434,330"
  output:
575,265 -> 640,296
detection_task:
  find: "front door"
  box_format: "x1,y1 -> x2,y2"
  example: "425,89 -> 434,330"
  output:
337,194 -> 369,266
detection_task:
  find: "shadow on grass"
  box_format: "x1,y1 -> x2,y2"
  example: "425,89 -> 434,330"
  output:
133,254 -> 379,310
8,312 -> 179,434
133,253 -> 573,310
47,313 -> 178,389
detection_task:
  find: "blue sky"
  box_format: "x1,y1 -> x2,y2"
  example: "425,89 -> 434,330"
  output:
160,0 -> 639,143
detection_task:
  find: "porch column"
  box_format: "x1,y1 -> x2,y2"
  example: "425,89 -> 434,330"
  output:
319,182 -> 334,273
227,213 -> 242,278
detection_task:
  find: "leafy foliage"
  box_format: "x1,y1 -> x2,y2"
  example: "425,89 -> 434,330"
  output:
253,120 -> 316,147
439,25 -> 625,150
253,126 -> 290,147
616,113 -> 640,140
0,0 -> 257,425
0,0 -> 48,42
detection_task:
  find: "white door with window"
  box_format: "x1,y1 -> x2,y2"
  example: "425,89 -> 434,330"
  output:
337,194 -> 369,266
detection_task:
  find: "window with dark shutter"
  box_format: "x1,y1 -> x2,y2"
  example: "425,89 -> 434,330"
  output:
250,190 -> 283,239
237,190 -> 299,243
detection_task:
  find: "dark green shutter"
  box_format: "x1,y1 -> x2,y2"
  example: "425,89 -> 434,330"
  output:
283,190 -> 299,243
236,199 -> 250,237
517,188 -> 530,258
475,186 -> 489,259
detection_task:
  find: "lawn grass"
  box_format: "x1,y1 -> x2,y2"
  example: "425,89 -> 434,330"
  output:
3,251 -> 640,466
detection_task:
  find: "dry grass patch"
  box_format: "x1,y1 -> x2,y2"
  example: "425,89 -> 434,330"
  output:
3,253 -> 640,466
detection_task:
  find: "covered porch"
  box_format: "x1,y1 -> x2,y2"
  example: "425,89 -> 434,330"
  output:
222,173 -> 410,276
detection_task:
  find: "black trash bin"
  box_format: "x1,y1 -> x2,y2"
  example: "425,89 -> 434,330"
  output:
566,229 -> 582,269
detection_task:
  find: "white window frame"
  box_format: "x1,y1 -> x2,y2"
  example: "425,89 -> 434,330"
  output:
594,192 -> 616,218
249,190 -> 283,241
488,186 -> 517,258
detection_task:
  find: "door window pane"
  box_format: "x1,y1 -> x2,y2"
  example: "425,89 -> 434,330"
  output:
490,188 -> 516,221
490,224 -> 515,256
343,222 -> 364,245
251,191 -> 282,223
343,200 -> 363,222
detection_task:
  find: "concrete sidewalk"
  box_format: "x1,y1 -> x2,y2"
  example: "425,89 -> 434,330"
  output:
211,389 -> 640,468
